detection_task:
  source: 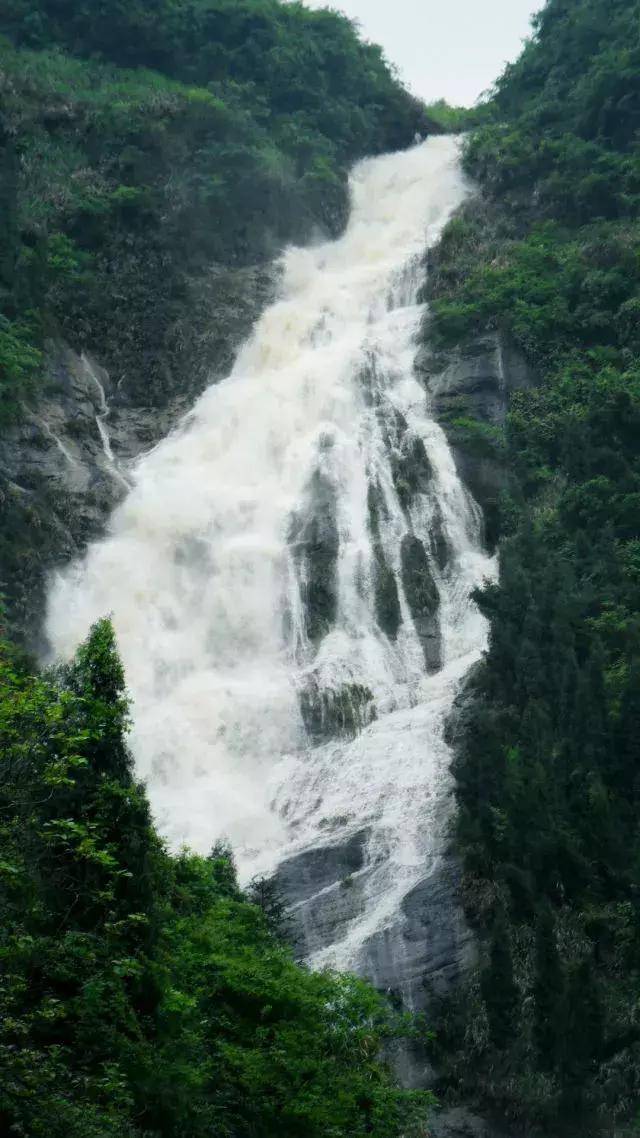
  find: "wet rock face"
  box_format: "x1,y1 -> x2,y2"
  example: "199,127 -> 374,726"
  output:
400,534 -> 442,672
415,332 -> 535,550
364,857 -> 476,1011
299,677 -> 376,742
277,831 -> 371,957
374,553 -> 402,640
278,837 -> 478,1089
0,263 -> 275,649
277,830 -> 368,907
289,469 -> 340,644
279,842 -> 475,1016
392,434 -> 434,511
0,347 -> 128,650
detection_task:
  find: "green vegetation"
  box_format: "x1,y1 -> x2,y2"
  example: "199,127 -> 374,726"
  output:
427,0 -> 640,1130
423,99 -> 485,133
0,616 -> 432,1136
300,680 -> 376,741
0,0 -> 429,417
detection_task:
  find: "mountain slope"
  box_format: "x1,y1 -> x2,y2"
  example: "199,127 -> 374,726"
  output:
425,1 -> 640,1131
0,1 -> 431,646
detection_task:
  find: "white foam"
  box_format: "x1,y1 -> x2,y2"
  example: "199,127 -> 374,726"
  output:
46,136 -> 496,970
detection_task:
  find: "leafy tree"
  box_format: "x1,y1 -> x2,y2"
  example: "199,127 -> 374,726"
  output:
0,621 -> 432,1135
246,874 -> 292,941
480,906 -> 519,1050
533,906 -> 565,1071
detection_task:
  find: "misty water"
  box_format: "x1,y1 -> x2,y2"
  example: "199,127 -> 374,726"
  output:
47,136 -> 495,977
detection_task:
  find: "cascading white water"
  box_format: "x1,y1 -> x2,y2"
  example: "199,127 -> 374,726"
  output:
46,136 -> 495,981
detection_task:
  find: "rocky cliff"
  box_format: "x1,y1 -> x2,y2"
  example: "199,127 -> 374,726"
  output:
0,262 -> 275,648
417,330 -> 535,549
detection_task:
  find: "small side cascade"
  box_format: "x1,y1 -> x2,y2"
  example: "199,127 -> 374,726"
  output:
37,417 -> 78,468
81,353 -> 131,492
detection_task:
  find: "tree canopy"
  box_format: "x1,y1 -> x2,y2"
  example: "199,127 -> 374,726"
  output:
0,617 -> 432,1136
427,1 -> 640,1129
0,0 -> 429,419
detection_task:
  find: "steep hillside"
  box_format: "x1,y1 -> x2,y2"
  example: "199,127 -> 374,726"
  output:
1,0 -> 427,398
425,1 -> 640,1132
0,0 -> 430,645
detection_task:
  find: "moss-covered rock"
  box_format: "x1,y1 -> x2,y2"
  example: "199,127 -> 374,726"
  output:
300,678 -> 376,741
391,434 -> 434,511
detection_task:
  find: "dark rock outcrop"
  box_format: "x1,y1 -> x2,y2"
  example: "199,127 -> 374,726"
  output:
366,477 -> 403,640
299,677 -> 376,742
278,831 -> 371,956
429,503 -> 450,573
373,551 -> 402,640
392,434 -> 434,511
400,534 -> 442,672
289,468 -> 340,644
415,332 -> 536,549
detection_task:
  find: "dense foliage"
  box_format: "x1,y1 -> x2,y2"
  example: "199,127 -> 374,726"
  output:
427,0 -> 640,1130
0,616 -> 431,1136
0,0 -> 428,418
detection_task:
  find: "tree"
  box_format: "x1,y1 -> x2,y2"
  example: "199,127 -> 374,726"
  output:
560,957 -> 604,1108
533,906 -> 565,1071
480,907 -> 519,1050
0,621 -> 431,1136
246,873 -> 292,941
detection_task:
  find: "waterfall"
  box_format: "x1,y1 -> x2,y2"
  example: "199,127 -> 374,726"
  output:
46,136 -> 495,984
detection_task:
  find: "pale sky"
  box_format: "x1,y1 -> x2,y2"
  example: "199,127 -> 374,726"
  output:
303,0 -> 542,107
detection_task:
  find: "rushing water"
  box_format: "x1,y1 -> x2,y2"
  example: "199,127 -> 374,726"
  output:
46,136 -> 495,979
